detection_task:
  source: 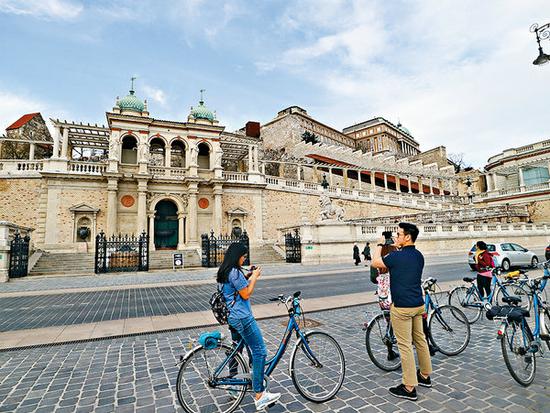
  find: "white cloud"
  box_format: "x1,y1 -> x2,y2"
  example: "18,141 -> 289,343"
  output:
142,85 -> 167,106
0,0 -> 83,20
0,90 -> 45,131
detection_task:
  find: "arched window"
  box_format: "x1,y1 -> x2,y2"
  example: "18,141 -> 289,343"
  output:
171,140 -> 186,168
523,166 -> 550,186
121,135 -> 137,164
149,138 -> 165,166
197,142 -> 210,169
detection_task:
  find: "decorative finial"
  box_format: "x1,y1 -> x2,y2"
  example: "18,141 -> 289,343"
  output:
200,89 -> 206,104
130,76 -> 137,94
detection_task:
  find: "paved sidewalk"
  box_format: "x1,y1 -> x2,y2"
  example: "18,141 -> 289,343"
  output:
0,302 -> 548,413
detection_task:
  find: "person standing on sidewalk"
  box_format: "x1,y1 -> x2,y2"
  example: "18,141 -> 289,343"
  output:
362,242 -> 371,267
371,223 -> 432,401
353,243 -> 361,266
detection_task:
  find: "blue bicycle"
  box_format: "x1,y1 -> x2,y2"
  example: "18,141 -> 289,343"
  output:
448,268 -> 531,324
176,291 -> 346,413
488,262 -> 550,386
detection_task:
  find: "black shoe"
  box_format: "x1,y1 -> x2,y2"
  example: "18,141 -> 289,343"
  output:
417,369 -> 432,388
429,345 -> 437,356
389,384 -> 417,401
387,349 -> 399,361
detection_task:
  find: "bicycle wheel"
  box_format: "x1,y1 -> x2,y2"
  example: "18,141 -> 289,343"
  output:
365,313 -> 401,371
543,308 -> 550,351
448,286 -> 482,324
428,305 -> 471,356
290,331 -> 345,403
176,344 -> 249,413
500,321 -> 536,387
495,284 -> 532,311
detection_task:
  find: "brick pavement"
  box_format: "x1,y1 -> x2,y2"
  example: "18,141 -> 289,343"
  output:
0,303 -> 548,413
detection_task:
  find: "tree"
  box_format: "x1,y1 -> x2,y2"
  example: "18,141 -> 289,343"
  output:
448,152 -> 471,173
301,131 -> 320,144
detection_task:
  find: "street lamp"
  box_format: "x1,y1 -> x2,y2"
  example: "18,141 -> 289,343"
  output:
530,22 -> 550,66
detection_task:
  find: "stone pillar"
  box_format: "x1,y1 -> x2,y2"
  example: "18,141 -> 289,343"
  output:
418,177 -> 423,194
261,163 -> 266,175
29,143 -> 35,160
106,179 -> 118,236
177,212 -> 185,250
492,173 -> 498,191
188,184 -> 199,246
213,184 -> 223,235
137,180 -> 148,234
358,171 -> 362,190
343,168 -> 348,187
383,173 -> 388,191
407,176 -> 412,193
60,127 -> 69,159
371,171 -> 376,191
313,166 -> 319,181
395,175 -> 401,192
297,165 -> 301,181
248,145 -> 253,172
253,146 -> 259,172
429,177 -> 434,195
148,212 -> 156,251
518,167 -> 525,188
52,126 -> 61,159
164,146 -> 171,168
328,168 -> 333,185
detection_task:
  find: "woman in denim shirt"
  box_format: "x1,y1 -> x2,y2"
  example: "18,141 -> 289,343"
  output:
217,242 -> 280,411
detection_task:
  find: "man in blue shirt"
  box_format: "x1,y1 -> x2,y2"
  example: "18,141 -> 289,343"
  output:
372,222 -> 432,401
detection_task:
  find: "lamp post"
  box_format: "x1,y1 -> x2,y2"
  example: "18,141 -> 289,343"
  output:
465,177 -> 473,205
530,23 -> 550,66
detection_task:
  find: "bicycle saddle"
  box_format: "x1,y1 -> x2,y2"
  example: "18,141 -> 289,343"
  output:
502,296 -> 522,305
463,277 -> 475,283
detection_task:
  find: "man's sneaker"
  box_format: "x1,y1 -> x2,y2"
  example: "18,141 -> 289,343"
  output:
417,369 -> 432,388
389,384 -> 417,401
255,391 -> 281,411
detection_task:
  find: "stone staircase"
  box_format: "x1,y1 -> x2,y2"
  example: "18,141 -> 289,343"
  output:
29,252 -> 96,276
249,245 -> 285,264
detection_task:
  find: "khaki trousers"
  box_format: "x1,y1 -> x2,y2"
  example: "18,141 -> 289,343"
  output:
390,304 -> 432,387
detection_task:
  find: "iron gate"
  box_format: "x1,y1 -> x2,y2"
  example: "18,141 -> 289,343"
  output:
9,232 -> 30,278
285,229 -> 301,263
201,230 -> 250,267
95,231 -> 149,274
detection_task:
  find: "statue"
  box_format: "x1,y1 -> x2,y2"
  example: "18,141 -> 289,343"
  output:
138,143 -> 150,163
319,194 -> 345,221
108,137 -> 120,161
215,148 -> 223,168
189,144 -> 198,166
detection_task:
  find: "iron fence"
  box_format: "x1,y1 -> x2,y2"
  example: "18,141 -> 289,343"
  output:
9,231 -> 30,278
285,229 -> 301,263
95,231 -> 149,274
201,230 -> 250,267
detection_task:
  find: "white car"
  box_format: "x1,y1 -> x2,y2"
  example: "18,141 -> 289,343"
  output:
468,242 -> 539,272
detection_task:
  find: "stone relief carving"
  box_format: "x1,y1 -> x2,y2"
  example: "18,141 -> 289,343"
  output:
108,136 -> 120,161
319,194 -> 345,221
138,143 -> 150,163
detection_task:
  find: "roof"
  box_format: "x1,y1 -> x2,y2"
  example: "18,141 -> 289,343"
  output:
6,113 -> 41,130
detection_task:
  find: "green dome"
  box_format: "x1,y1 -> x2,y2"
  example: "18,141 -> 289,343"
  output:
396,122 -> 412,136
117,90 -> 145,112
190,100 -> 214,121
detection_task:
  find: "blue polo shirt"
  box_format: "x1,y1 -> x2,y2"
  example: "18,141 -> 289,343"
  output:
382,245 -> 424,308
222,268 -> 253,319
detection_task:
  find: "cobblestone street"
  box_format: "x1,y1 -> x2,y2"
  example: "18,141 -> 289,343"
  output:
0,303 -> 548,413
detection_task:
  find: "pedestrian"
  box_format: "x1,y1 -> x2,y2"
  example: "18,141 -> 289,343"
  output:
353,243 -> 361,266
371,223 -> 432,401
475,240 -> 494,299
362,242 -> 371,266
217,242 -> 281,410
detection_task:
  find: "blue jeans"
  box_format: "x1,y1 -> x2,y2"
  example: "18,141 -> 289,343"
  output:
228,315 -> 267,393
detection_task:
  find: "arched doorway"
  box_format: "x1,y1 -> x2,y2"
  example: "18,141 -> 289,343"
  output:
154,200 -> 178,249
121,135 -> 138,164
197,142 -> 210,169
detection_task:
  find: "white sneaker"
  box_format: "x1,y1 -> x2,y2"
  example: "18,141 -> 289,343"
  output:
254,391 -> 281,411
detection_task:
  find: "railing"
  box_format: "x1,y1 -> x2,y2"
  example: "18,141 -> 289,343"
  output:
0,160 -> 44,174
149,166 -> 187,179
477,181 -> 550,200
487,138 -> 550,164
68,161 -> 106,175
223,171 -> 249,182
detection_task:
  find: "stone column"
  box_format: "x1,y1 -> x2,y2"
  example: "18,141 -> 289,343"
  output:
407,175 -> 412,193
148,212 -> 156,251
313,166 -> 319,181
371,171 -> 376,191
52,126 -> 61,159
253,146 -> 259,172
137,180 -> 148,234
297,165 -> 301,181
343,168 -> 348,187
106,178 -> 118,236
29,143 -> 35,160
261,163 -> 266,175
213,184 -> 223,235
177,212 -> 186,250
188,183 -> 199,246
61,127 -> 69,159
328,168 -> 333,185
164,146 -> 171,168
395,175 -> 401,192
383,173 -> 388,191
418,177 -> 423,194
429,177 -> 434,195
358,171 -> 362,190
248,145 -> 253,172
492,173 -> 498,191
518,167 -> 525,188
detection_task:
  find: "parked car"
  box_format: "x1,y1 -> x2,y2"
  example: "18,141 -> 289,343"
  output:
546,244 -> 550,261
468,242 -> 539,271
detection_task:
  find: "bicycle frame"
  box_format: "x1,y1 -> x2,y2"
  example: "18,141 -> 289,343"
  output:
210,310 -> 321,389
463,273 -> 513,308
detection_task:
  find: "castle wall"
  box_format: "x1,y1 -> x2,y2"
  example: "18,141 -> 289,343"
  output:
0,178 -> 42,229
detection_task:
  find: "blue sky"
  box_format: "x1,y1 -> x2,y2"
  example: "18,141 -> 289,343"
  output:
1,0 -> 549,167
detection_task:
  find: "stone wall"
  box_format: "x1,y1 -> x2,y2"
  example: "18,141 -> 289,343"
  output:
527,199 -> 550,222
221,187 -> 262,241
408,146 -> 449,169
0,178 -> 42,229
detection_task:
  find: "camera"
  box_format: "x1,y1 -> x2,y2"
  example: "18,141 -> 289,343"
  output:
382,231 -> 394,245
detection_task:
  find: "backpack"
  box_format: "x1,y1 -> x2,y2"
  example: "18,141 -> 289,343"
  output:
209,283 -> 237,325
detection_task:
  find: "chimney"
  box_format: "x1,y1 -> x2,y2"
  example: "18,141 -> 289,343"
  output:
245,121 -> 260,138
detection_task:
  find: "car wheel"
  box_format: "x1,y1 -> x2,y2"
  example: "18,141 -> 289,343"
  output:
469,264 -> 477,271
531,256 -> 539,268
501,259 -> 510,271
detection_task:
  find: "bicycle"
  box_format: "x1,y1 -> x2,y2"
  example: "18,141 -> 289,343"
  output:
365,278 -> 471,372
176,291 -> 346,413
448,267 -> 531,324
488,263 -> 550,387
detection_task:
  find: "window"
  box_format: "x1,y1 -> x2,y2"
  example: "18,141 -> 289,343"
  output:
522,166 -> 550,186
501,243 -> 513,252
510,243 -> 527,252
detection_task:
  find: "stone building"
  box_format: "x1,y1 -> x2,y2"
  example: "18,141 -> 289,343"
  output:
0,113 -> 52,159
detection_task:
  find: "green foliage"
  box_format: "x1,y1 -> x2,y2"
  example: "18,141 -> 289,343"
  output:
301,131 -> 320,144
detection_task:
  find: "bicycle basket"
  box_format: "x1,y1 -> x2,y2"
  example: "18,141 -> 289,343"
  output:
486,305 -> 529,321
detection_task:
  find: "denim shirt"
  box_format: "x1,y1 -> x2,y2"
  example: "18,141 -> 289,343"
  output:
222,268 -> 253,319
